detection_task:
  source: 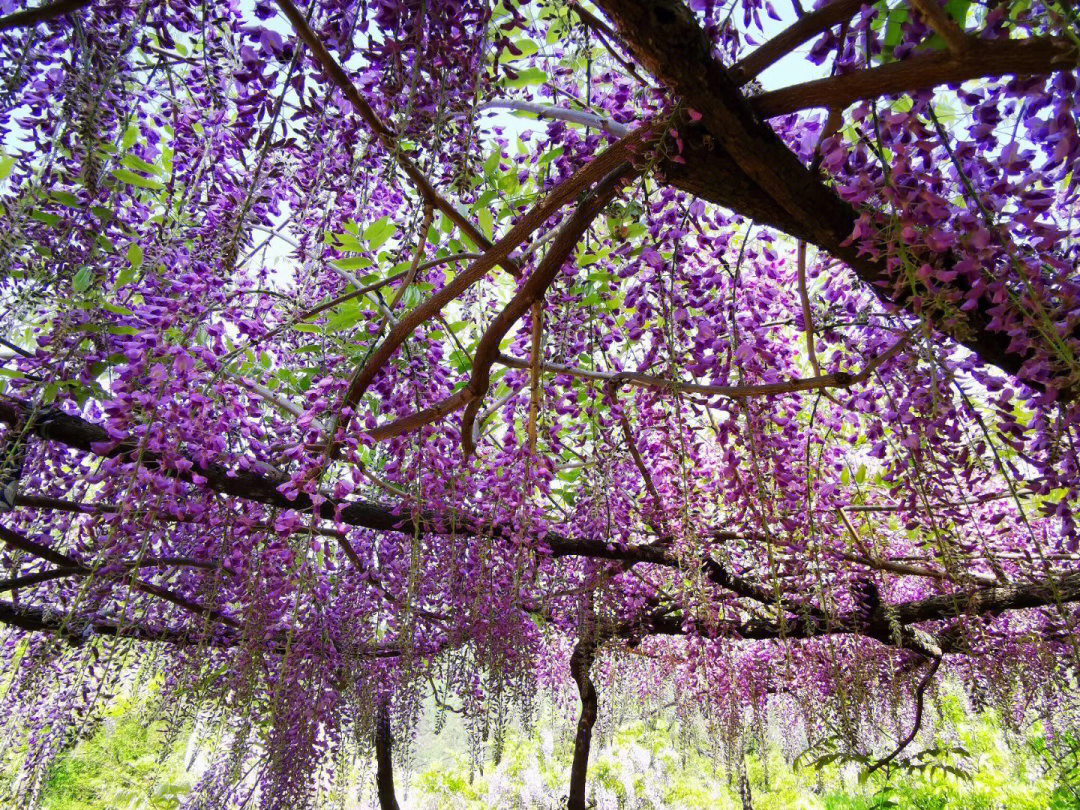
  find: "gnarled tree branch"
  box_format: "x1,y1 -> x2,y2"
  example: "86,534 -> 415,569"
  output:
592,0 -> 1077,396
753,36 -> 1078,118
0,0 -> 91,32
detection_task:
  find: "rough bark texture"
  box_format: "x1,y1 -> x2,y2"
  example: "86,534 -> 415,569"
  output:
596,0 -> 1076,397
374,709 -> 400,810
0,598 -> 207,645
567,636 -> 599,810
0,0 -> 92,32
0,396 -> 426,535
643,571 -> 1080,648
4,396 -> 1079,651
753,36 -> 1078,118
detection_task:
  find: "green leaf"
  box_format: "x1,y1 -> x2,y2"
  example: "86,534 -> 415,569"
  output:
450,349 -> 473,372
121,153 -> 160,175
112,168 -> 164,190
122,124 -> 139,150
72,266 -> 94,293
50,190 -> 81,207
326,305 -> 364,332
30,210 -> 61,226
0,154 -> 14,182
363,217 -> 397,250
503,67 -> 547,89
473,188 -> 498,209
327,232 -> 365,251
478,207 -> 494,241
545,12 -> 570,44
401,285 -> 422,309
538,146 -> 563,166
882,7 -> 910,58
127,242 -> 144,268
114,263 -> 138,289
499,38 -> 539,63
333,256 -> 373,272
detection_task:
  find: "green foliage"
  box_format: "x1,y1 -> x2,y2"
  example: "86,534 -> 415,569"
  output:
410,704 -> 1080,810
9,692 -> 1080,810
37,699 -> 192,810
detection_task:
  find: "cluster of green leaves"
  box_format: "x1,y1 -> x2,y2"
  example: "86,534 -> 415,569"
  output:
14,696 -> 193,810
411,694 -> 1080,810
10,688 -> 1080,810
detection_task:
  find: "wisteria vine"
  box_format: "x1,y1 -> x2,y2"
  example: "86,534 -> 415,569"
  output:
0,0 -> 1079,807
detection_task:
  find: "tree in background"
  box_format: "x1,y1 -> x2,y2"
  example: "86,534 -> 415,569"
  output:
0,0 -> 1078,807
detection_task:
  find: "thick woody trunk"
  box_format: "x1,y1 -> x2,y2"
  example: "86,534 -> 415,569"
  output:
738,746 -> 754,810
567,637 -> 599,810
374,708 -> 400,810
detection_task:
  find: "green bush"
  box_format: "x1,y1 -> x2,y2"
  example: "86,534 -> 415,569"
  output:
38,698 -> 192,810
7,689 -> 1079,810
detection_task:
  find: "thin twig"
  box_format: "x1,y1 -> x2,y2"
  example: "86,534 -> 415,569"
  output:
272,0 -> 521,278
496,333 -> 911,401
730,0 -> 867,84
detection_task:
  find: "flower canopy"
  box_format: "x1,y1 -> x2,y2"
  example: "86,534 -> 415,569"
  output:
0,0 -> 1078,807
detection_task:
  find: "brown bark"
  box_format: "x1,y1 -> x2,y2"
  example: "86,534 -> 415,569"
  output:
730,0 -> 868,83
4,397 -> 1079,649
0,0 -> 91,32
0,557 -> 216,594
499,334 -> 909,400
908,0 -> 973,54
0,598 -> 211,645
592,0 -> 1077,397
753,36 -> 1078,118
273,0 -> 520,279
567,636 -> 599,810
0,523 -> 239,629
370,164 -> 637,449
337,122 -> 659,430
374,707 -> 401,810
0,396 -> 426,536
460,165 -> 636,456
642,570 -> 1080,649
0,596 -> 402,657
